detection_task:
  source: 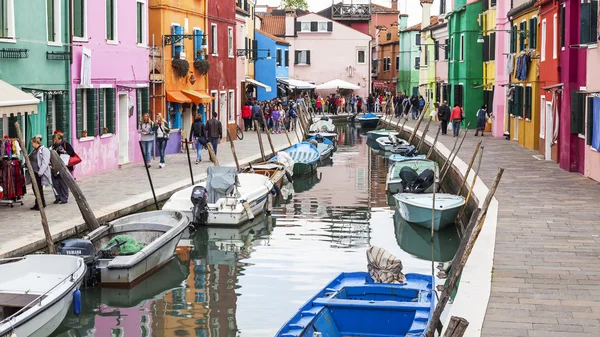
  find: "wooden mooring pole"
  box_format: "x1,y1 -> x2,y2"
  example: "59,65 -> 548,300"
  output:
457,147 -> 485,228
456,141 -> 482,195
138,141 -> 159,210
226,129 -> 240,171
282,124 -> 293,147
206,142 -> 220,166
184,139 -> 194,185
260,111 -> 277,157
407,102 -> 429,145
443,317 -> 470,337
254,120 -> 266,161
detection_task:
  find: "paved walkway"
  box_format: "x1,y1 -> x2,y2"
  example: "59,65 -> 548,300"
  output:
0,130 -> 299,257
385,116 -> 600,337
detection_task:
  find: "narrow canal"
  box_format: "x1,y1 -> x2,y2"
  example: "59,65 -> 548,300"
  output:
50,122 -> 460,337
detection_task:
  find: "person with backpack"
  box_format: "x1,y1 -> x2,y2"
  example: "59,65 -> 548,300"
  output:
437,100 -> 451,135
474,105 -> 489,136
450,103 -> 464,137
205,112 -> 223,156
189,114 -> 206,164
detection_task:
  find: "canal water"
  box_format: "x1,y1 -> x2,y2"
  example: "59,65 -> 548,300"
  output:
50,122 -> 460,337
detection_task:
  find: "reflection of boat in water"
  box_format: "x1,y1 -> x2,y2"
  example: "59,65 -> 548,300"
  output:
292,173 -> 322,194
394,210 -> 460,262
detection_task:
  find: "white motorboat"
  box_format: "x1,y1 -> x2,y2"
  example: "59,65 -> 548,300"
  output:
163,166 -> 274,227
309,118 -> 336,134
0,255 -> 86,337
375,134 -> 408,151
394,193 -> 465,230
57,210 -> 189,287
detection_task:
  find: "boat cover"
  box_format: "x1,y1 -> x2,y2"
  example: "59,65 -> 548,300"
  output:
206,166 -> 239,203
366,246 -> 406,284
309,120 -> 335,133
276,151 -> 295,175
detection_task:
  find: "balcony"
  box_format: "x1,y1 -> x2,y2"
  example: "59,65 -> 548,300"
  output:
331,3 -> 371,20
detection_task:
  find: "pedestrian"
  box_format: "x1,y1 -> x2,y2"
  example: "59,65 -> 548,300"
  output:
29,135 -> 51,210
265,104 -> 272,131
242,102 -> 252,131
153,113 -> 170,168
189,113 -> 206,164
450,103 -> 464,137
51,132 -> 75,204
290,105 -> 298,130
357,97 -> 362,113
254,103 -> 264,131
272,105 -> 281,133
206,112 -> 223,156
475,105 -> 489,136
351,95 -> 357,114
410,96 -> 419,119
316,96 -> 322,114
418,96 -> 425,117
437,100 -> 451,135
140,113 -> 154,168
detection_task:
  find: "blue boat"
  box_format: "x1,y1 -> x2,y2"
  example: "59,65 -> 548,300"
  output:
357,113 -> 380,128
270,142 -> 319,176
276,272 -> 434,337
389,154 -> 427,162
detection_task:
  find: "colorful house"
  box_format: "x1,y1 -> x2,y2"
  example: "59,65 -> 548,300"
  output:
254,29 -> 290,101
374,23 -> 400,94
398,18 -> 422,96
208,0 -> 238,139
0,0 -> 70,149
148,0 -> 212,156
583,2 -> 599,181
70,0 -> 149,177
417,0 -> 436,117
491,0 -> 511,138
427,17 -> 450,108
447,0 -> 484,127
535,0 -> 561,161
480,0 -> 497,128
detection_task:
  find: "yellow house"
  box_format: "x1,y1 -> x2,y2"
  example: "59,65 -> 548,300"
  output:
508,3 -> 540,150
481,0 -> 496,133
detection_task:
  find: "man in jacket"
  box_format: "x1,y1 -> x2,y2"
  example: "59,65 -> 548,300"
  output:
437,100 -> 451,135
206,112 -> 223,156
189,114 -> 206,164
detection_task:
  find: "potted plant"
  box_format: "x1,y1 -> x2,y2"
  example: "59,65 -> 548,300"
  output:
103,127 -> 109,134
196,50 -> 204,59
172,59 -> 190,78
81,130 -> 87,137
194,59 -> 210,75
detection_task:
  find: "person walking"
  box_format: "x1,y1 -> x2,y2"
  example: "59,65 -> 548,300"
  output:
189,114 -> 206,164
316,96 -> 322,114
410,95 -> 419,119
272,105 -> 281,133
140,113 -> 154,168
437,100 -> 451,135
51,132 -> 75,204
474,105 -> 489,136
418,96 -> 425,118
29,135 -> 51,210
153,113 -> 169,168
450,103 -> 464,137
242,102 -> 252,131
206,112 -> 223,156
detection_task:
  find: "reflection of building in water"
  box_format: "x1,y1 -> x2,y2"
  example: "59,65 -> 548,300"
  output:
369,140 -> 391,208
94,303 -> 153,337
324,207 -> 371,249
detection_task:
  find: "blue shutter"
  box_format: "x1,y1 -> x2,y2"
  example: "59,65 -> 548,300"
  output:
194,29 -> 200,60
171,25 -> 177,58
176,26 -> 184,54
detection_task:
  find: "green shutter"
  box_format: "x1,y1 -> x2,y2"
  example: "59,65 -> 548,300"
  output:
54,93 -> 70,142
46,96 -> 54,146
106,0 -> 113,40
76,89 -> 83,138
7,116 -> 17,138
73,0 -> 83,37
0,118 -> 3,137
142,87 -> 150,115
571,91 -> 583,134
47,0 -> 55,42
525,86 -> 532,119
587,97 -> 594,145
137,2 -> 143,44
99,89 -> 105,132
136,88 -> 142,129
86,89 -> 98,136
581,2 -> 591,44
106,88 -> 116,133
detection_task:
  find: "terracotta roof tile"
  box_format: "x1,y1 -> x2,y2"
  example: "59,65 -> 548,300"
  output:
255,29 -> 290,45
371,3 -> 401,14
402,16 -> 438,32
260,15 -> 286,37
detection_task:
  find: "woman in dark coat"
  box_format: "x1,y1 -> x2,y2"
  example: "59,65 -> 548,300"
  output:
51,131 -> 75,204
475,105 -> 489,136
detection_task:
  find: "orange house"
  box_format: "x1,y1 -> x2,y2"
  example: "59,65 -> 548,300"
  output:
149,0 -> 213,153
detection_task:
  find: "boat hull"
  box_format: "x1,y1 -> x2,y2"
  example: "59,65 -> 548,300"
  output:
389,154 -> 427,162
358,118 -> 379,128
366,131 -> 399,141
293,162 -> 318,176
394,197 -> 461,230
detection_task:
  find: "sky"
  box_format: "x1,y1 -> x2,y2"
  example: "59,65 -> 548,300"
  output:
258,0 -> 440,26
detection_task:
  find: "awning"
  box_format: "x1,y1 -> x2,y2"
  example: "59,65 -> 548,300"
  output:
245,77 -> 271,92
0,80 -> 40,118
277,78 -> 316,90
182,90 -> 213,104
166,90 -> 193,103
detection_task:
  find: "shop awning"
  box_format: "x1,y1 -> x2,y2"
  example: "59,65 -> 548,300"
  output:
182,90 -> 214,104
0,80 -> 40,118
277,78 -> 316,90
245,77 -> 271,92
166,90 -> 193,104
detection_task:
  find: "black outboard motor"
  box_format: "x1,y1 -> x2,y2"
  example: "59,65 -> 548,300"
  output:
404,145 -> 417,157
57,239 -> 98,286
191,186 -> 209,227
409,169 -> 435,193
399,166 -> 419,191
315,134 -> 324,143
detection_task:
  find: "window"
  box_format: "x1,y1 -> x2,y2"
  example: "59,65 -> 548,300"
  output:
553,14 -> 557,58
519,21 -> 527,51
571,91 -> 586,134
559,5 -> 565,48
193,28 -> 204,60
383,57 -> 390,72
541,97 -> 546,138
284,49 -> 289,67
424,45 -> 429,65
136,88 -> 149,129
47,0 -> 61,43
529,17 -> 537,49
99,88 -> 116,133
171,24 -> 183,58
72,0 -> 86,39
524,86 -> 532,119
318,22 -> 327,32
0,0 -> 14,39
106,0 -> 116,42
276,48 -> 282,66
395,55 -> 399,70
454,84 -> 464,107
510,25 -> 517,53
439,0 -> 446,14
211,91 -> 218,116
590,97 -> 600,150
541,19 -> 547,61
415,34 -> 421,45
301,22 -> 311,32
44,94 -> 70,144
211,24 -> 217,55
460,34 -> 464,61
489,32 -> 496,60
76,88 -> 99,138
511,86 -> 523,117
136,1 -> 145,45
219,92 -> 226,124
450,37 -> 454,61
434,40 -> 439,60
414,57 -> 420,69
491,0 -> 496,6
295,50 -> 310,65
357,49 -> 366,64
444,39 -> 449,60
228,90 -> 235,122
228,27 -> 233,57
580,0 -> 598,44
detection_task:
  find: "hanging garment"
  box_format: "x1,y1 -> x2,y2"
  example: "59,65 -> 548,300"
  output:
519,55 -> 528,81
514,55 -> 523,80
506,54 -> 514,75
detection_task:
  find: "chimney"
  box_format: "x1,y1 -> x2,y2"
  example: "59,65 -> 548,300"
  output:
391,0 -> 398,10
285,8 -> 296,37
398,14 -> 408,30
420,0 -> 433,30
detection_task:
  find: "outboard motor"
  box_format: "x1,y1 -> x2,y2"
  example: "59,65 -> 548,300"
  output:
315,134 -> 324,143
409,169 -> 435,193
191,186 -> 209,227
57,239 -> 98,286
399,166 -> 419,191
404,145 -> 417,157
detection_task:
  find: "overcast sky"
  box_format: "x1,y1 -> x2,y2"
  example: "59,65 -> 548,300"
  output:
258,0 -> 440,26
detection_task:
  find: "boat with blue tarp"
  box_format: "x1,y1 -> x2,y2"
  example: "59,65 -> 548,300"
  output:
270,142 -> 319,176
357,113 -> 380,128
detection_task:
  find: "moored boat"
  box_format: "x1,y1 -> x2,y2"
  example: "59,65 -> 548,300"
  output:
386,159 -> 439,194
306,131 -> 338,141
366,129 -> 399,140
57,210 -> 189,287
357,112 -> 380,128
270,142 -> 320,176
393,193 -> 465,230
389,153 -> 427,162
309,118 -> 336,134
240,161 -> 289,188
0,255 -> 87,337
375,134 -> 408,151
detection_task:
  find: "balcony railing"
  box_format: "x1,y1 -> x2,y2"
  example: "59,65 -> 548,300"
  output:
331,4 -> 371,20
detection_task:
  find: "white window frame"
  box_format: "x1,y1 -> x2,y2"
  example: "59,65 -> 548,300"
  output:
541,19 -> 546,61
460,34 -> 464,61
228,26 -> 234,58
228,90 -> 235,123
553,13 -> 558,59
210,90 -> 218,116
71,0 -> 87,42
0,0 -> 16,43
46,0 -> 62,45
301,22 -> 311,32
211,23 -> 218,56
106,0 -> 118,44
318,22 -> 328,32
297,50 -> 309,65
219,91 -> 227,125
540,96 -> 546,138
357,49 -> 366,64
100,88 -> 108,129
136,0 -> 147,47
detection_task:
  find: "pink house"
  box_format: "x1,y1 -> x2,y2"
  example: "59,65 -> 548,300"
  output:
584,10 -> 600,183
492,0 -> 510,138
70,0 -> 150,178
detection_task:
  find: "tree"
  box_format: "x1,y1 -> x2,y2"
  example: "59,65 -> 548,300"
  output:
280,0 -> 309,10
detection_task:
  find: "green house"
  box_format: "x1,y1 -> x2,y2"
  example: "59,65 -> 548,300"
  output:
397,15 -> 421,97
0,0 -> 71,148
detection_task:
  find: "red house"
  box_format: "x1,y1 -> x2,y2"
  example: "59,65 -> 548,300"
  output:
208,0 -> 238,140
536,0 -> 561,162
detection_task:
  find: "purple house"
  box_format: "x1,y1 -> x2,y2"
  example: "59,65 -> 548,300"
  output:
70,0 -> 150,178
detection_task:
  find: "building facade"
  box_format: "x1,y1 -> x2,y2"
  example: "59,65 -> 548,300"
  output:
417,1 -> 435,117
429,20 -> 450,108
492,0 -> 511,138
584,4 -> 599,182
481,0 -> 497,128
398,18 -> 421,96
70,0 -> 149,177
254,29 -> 290,101
374,23 -> 400,94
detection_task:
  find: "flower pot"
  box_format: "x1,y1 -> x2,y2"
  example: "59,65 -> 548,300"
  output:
81,131 -> 87,138
103,128 -> 109,134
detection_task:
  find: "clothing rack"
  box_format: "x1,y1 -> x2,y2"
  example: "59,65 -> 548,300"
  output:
0,138 -> 26,207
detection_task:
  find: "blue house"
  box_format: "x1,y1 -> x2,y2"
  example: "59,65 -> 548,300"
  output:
255,29 -> 290,101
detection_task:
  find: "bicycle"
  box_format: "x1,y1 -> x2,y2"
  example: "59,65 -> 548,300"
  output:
236,124 -> 244,140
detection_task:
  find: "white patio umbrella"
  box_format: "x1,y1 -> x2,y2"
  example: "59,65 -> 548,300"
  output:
315,79 -> 361,90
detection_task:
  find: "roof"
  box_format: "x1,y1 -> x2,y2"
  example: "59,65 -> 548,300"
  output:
259,15 -> 286,36
421,16 -> 441,31
264,8 -> 310,16
255,29 -> 291,45
507,0 -> 537,18
401,16 -> 438,33
371,3 -> 400,14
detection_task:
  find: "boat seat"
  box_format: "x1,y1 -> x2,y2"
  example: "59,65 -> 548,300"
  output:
0,292 -> 45,308
312,297 -> 430,311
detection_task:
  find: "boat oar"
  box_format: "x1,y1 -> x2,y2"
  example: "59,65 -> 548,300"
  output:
426,124 -> 442,159
440,123 -> 471,185
457,147 -> 484,231
226,129 -> 240,171
456,140 -> 482,196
